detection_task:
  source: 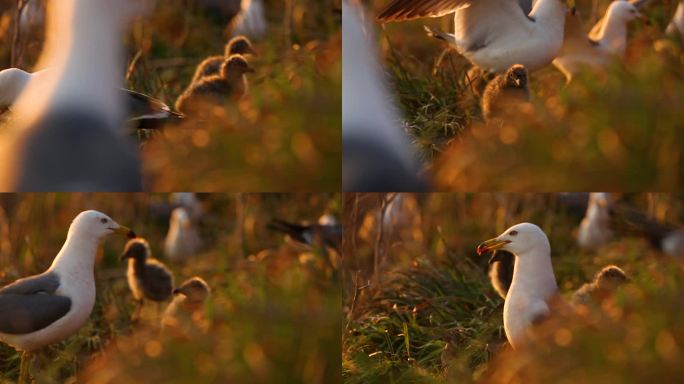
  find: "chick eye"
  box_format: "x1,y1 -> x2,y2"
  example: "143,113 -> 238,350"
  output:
509,230 -> 518,236
100,218 -> 108,224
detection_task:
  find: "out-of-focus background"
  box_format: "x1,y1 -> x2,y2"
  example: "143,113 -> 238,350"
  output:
343,193 -> 684,383
355,0 -> 683,190
0,193 -> 340,383
0,0 -> 341,191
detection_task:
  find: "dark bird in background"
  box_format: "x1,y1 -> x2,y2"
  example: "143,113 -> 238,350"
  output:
191,36 -> 257,83
267,215 -> 342,251
481,64 -> 530,123
487,250 -> 515,299
175,55 -> 254,116
121,238 -> 174,318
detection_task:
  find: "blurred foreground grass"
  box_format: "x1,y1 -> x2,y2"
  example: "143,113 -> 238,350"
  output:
0,0 -> 341,191
0,193 -> 340,383
343,193 -> 684,383
366,0 -> 683,190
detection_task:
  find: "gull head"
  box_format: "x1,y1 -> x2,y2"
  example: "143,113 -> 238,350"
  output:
221,55 -> 255,79
477,223 -> 550,260
69,210 -> 135,240
170,207 -> 191,229
226,36 -> 257,57
503,64 -> 528,89
173,276 -> 211,303
0,68 -> 31,109
607,1 -> 643,23
121,238 -> 150,262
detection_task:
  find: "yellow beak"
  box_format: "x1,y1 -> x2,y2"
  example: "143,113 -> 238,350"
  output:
476,238 -> 510,255
113,225 -> 136,238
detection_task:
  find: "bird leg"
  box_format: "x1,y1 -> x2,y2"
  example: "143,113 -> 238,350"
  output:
132,298 -> 144,323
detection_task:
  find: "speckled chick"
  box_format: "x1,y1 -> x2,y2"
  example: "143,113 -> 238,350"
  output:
162,277 -> 211,335
175,55 -> 254,115
190,36 -> 256,83
572,265 -> 628,305
481,64 -> 530,123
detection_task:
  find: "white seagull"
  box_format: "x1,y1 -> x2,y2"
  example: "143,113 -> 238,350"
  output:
577,192 -> 613,250
666,0 -> 684,37
0,68 -> 184,130
0,0 -> 153,191
378,0 -> 576,72
164,207 -> 202,263
476,223 -> 558,348
343,1 -> 425,191
0,210 -> 133,382
553,0 -> 645,82
477,222 -> 627,348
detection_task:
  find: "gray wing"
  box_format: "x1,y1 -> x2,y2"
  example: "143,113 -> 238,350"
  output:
0,272 -> 72,334
0,272 -> 60,295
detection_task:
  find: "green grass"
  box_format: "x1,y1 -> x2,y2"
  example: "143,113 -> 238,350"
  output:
343,193 -> 684,383
0,193 -> 340,383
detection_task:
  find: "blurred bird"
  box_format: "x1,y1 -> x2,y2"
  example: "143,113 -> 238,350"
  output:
195,0 -> 266,38
0,211 -> 133,381
0,68 -> 184,130
481,64 -> 530,123
162,276 -> 211,336
487,250 -> 515,299
0,0 -> 153,191
577,192 -> 614,250
553,0 -> 646,82
164,207 -> 202,263
380,0 -> 575,73
343,1 -> 425,191
666,0 -> 684,37
572,265 -> 628,304
612,204 -> 684,257
190,36 -> 257,83
121,238 -> 174,318
477,223 -> 625,348
232,0 -> 267,39
267,214 -> 342,251
175,55 -> 254,116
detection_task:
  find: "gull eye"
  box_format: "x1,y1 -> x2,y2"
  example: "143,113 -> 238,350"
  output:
100,218 -> 108,224
509,230 -> 518,236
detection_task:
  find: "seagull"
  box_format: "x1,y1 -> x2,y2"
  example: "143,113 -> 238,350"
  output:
190,36 -> 257,84
553,0 -> 645,82
577,192 -> 613,250
161,276 -> 211,336
232,0 -> 268,39
0,68 -> 184,130
174,54 -> 254,116
342,1 -> 425,191
481,64 -> 530,123
164,207 -> 202,264
267,214 -> 342,251
477,223 -> 626,348
0,210 -> 133,381
121,238 -> 174,318
476,223 -> 559,348
0,0 -> 151,191
666,0 -> 684,37
378,0 -> 576,73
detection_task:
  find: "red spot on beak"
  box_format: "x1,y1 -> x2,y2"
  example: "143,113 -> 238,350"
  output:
476,244 -> 487,255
